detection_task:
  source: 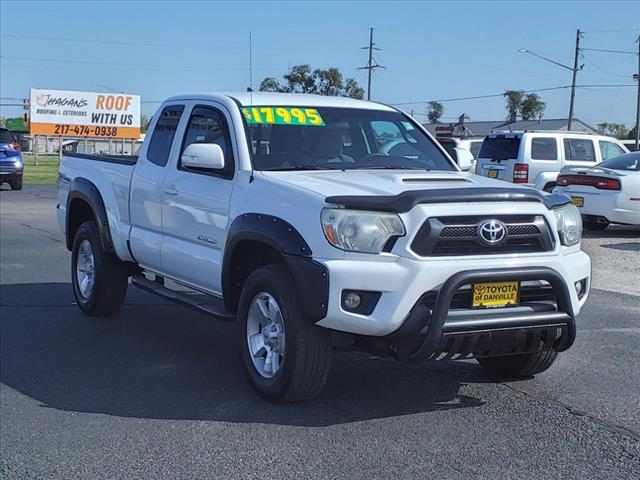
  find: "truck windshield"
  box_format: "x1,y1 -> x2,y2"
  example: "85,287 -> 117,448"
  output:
241,106 -> 455,171
479,135 -> 521,161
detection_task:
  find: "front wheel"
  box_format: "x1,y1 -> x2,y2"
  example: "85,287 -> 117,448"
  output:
9,178 -> 22,190
477,350 -> 558,378
238,264 -> 332,403
71,220 -> 129,316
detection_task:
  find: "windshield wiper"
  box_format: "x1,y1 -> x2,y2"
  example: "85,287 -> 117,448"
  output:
262,165 -> 335,171
361,165 -> 430,171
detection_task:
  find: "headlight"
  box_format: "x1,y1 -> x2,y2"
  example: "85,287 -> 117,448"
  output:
321,208 -> 405,253
554,204 -> 582,247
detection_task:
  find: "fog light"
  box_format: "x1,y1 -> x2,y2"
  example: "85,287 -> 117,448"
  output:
343,292 -> 362,310
574,281 -> 582,295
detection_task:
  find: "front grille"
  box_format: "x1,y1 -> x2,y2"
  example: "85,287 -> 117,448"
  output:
411,215 -> 554,256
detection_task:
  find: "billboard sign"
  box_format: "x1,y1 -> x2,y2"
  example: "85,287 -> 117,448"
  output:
29,88 -> 141,138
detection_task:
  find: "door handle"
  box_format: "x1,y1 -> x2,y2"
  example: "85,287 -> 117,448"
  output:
163,184 -> 178,196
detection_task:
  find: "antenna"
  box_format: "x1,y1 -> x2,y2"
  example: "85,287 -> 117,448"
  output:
248,32 -> 253,92
358,27 -> 385,101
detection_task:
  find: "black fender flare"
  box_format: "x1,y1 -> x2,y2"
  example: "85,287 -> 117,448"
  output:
66,177 -> 114,253
222,213 -> 329,320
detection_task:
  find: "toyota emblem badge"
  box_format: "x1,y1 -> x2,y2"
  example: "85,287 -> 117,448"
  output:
478,219 -> 507,245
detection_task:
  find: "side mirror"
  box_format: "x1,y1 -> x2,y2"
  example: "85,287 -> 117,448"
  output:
181,143 -> 225,170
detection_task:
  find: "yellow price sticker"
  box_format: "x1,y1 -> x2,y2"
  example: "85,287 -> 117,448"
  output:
242,106 -> 325,126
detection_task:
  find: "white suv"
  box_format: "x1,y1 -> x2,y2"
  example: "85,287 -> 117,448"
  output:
475,130 -> 628,191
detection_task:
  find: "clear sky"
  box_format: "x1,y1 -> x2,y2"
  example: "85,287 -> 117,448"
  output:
1,0 -> 638,127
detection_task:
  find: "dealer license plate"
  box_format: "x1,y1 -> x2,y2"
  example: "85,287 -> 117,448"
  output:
571,196 -> 584,207
488,169 -> 499,178
472,281 -> 519,308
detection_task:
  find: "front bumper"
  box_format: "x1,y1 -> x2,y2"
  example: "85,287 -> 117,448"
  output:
316,250 -> 590,337
0,162 -> 24,183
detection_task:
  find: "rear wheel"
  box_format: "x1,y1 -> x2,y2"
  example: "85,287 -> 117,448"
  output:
71,220 -> 129,316
238,264 -> 332,403
583,221 -> 608,231
477,350 -> 558,378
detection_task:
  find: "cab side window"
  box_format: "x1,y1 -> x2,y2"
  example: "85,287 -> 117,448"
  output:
599,141 -> 625,161
179,106 -> 234,178
531,137 -> 557,160
563,138 -> 596,162
147,105 -> 184,167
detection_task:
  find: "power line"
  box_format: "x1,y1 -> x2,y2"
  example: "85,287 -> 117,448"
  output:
0,33 -> 220,49
582,47 -> 638,55
0,55 -> 274,72
580,28 -> 640,34
0,55 -> 204,70
581,53 -> 631,78
390,84 -> 635,106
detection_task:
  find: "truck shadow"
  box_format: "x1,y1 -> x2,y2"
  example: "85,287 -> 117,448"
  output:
1,282 -> 486,427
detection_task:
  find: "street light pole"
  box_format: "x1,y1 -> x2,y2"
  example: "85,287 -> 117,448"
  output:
518,30 -> 583,131
635,35 -> 640,150
568,29 -> 582,131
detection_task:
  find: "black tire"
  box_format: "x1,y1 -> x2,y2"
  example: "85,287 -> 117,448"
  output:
477,350 -> 558,378
583,221 -> 608,231
71,220 -> 129,316
238,264 -> 332,403
9,179 -> 23,190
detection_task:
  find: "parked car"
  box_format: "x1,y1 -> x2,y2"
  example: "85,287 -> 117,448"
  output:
553,151 -> 640,230
435,137 -> 483,171
475,130 -> 628,191
0,126 -> 24,190
57,92 -> 590,402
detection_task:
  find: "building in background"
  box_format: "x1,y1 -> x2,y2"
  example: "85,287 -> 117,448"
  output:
424,117 -> 598,137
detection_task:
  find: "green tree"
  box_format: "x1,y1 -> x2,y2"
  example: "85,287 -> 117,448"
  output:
282,64 -> 315,93
344,78 -> 365,100
597,122 -> 629,139
259,65 -> 364,98
520,93 -> 546,120
427,101 -> 444,124
259,77 -> 282,92
503,90 -> 524,120
313,68 -> 343,96
503,90 -> 546,121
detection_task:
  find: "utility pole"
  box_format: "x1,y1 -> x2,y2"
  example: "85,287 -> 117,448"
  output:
635,34 -> 640,150
359,28 -> 385,101
567,29 -> 582,131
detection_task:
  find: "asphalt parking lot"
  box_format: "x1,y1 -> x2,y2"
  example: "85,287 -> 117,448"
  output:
1,185 -> 639,479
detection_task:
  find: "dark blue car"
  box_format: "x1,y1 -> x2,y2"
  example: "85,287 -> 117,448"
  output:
0,127 -> 23,190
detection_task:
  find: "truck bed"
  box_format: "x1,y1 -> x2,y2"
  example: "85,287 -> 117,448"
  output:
57,152 -> 138,263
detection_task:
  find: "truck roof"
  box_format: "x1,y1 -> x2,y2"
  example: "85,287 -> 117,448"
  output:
164,91 -> 396,111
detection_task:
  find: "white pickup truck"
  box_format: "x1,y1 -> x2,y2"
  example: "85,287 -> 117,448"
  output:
57,92 -> 590,403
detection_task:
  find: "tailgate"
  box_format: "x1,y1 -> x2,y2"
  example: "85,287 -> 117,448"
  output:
475,134 -> 522,182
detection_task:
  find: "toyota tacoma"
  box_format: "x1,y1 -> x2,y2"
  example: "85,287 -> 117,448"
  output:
57,93 -> 590,402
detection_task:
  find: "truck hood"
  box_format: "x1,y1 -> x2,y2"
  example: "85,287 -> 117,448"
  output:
260,169 -> 529,198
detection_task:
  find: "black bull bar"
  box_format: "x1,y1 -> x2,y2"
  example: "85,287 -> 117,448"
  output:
387,267 -> 577,364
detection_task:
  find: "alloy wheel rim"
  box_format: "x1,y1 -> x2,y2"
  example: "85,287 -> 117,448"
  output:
246,292 -> 286,378
76,239 -> 95,300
